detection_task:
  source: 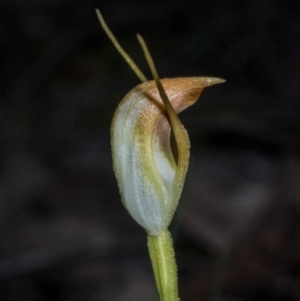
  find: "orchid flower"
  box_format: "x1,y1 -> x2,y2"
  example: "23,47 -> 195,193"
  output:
96,10 -> 225,301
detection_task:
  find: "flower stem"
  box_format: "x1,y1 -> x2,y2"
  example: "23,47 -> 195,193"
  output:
147,230 -> 179,301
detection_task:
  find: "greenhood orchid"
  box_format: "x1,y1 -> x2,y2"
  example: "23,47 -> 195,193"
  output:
96,9 -> 225,301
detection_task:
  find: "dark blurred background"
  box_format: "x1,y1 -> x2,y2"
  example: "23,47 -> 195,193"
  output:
1,0 -> 300,300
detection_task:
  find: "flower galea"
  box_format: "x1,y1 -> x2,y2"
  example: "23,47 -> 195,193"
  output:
111,77 -> 223,235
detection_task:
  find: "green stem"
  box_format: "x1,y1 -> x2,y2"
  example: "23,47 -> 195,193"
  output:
147,230 -> 179,301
